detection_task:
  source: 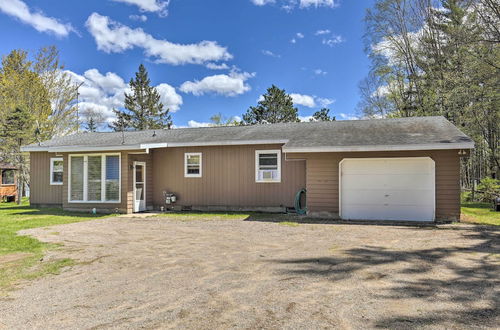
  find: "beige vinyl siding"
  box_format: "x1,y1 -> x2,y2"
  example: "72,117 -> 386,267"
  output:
287,150 -> 461,220
152,144 -> 306,208
29,152 -> 63,206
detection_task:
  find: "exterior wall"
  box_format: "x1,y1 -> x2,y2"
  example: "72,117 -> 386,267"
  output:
287,150 -> 462,221
152,144 -> 306,210
29,152 -> 62,206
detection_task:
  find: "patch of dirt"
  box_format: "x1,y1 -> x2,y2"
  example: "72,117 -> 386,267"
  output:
0,253 -> 32,264
0,217 -> 498,329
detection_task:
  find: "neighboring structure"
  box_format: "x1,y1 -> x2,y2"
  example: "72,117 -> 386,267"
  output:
0,163 -> 17,202
22,116 -> 474,222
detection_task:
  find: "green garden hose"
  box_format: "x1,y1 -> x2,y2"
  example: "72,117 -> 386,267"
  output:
294,188 -> 307,215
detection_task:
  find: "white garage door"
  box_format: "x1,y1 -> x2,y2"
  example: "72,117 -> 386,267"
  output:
340,157 -> 435,221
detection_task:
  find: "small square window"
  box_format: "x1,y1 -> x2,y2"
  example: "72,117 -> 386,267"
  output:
185,153 -> 202,177
50,158 -> 63,185
256,150 -> 281,183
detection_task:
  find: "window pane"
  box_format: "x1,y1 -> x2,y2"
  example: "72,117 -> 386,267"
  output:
2,170 -> 14,185
135,165 -> 143,183
70,157 -> 84,200
53,160 -> 63,172
259,153 -> 278,170
87,156 -> 102,201
187,155 -> 200,165
187,166 -> 200,174
105,156 -> 120,201
52,172 -> 63,183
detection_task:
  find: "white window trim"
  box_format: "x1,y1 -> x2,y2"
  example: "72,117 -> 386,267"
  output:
50,157 -> 63,185
68,153 -> 121,203
255,149 -> 282,183
184,152 -> 202,178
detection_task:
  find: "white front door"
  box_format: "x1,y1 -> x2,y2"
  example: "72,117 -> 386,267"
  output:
340,157 -> 435,221
133,162 -> 146,212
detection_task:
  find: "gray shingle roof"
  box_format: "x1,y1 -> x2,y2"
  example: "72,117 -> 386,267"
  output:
22,116 -> 474,152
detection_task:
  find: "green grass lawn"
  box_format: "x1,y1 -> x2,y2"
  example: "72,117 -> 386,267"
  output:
461,202 -> 500,226
0,199 -> 110,294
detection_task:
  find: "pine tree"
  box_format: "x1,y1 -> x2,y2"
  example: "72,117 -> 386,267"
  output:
242,85 -> 300,125
311,108 -> 335,121
110,64 -> 172,130
1,107 -> 33,204
85,117 -> 98,132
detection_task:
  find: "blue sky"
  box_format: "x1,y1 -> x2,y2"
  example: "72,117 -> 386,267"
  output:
0,0 -> 374,128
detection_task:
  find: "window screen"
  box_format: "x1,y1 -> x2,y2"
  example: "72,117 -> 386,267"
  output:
105,155 -> 120,201
70,157 -> 84,201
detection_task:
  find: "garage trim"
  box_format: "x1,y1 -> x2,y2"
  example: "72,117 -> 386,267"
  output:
339,157 -> 436,221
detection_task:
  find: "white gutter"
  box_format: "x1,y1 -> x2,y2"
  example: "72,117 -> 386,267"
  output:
21,140 -> 289,152
282,142 -> 475,153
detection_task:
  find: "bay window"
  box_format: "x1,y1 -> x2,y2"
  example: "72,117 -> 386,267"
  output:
255,150 -> 281,183
69,154 -> 120,203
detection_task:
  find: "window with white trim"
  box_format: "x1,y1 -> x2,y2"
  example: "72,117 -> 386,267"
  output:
255,150 -> 281,183
69,154 -> 121,203
184,153 -> 202,177
50,158 -> 63,185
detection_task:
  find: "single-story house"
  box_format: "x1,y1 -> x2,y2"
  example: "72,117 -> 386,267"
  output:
21,116 -> 474,222
0,163 -> 18,202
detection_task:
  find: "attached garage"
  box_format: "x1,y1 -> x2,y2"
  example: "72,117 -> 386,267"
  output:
339,157 -> 435,221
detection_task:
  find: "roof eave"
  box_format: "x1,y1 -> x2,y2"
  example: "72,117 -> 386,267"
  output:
282,142 -> 475,153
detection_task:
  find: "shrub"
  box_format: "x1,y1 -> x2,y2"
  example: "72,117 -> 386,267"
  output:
477,178 -> 500,202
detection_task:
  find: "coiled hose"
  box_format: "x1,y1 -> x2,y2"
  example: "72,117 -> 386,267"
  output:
294,188 -> 307,215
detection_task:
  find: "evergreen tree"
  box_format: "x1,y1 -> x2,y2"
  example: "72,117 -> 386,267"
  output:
311,108 -> 335,121
1,107 -> 33,204
110,64 -> 172,130
85,117 -> 98,132
242,85 -> 300,125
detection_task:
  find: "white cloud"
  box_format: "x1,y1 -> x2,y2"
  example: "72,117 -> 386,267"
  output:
290,93 -> 316,108
250,0 -> 274,5
156,83 -> 183,111
316,97 -> 335,107
205,62 -> 230,70
296,32 -> 304,38
0,0 -> 73,37
179,71 -> 255,97
86,13 -> 232,66
290,38 -> 297,44
262,50 -> 280,58
187,120 -> 211,128
291,94 -> 335,108
314,69 -> 327,75
322,35 -> 345,46
113,0 -> 169,16
315,29 -> 330,35
298,115 -> 313,122
339,113 -> 359,120
66,68 -> 182,124
298,0 -> 336,8
251,0 -> 337,9
129,14 -> 148,22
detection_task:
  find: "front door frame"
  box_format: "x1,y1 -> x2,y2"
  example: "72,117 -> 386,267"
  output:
133,161 -> 146,212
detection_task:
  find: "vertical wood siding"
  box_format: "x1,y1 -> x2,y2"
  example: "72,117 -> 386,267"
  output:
29,152 -> 62,205
287,150 -> 462,220
152,144 -> 306,208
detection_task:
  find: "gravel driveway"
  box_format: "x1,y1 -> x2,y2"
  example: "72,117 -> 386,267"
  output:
0,215 -> 498,329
